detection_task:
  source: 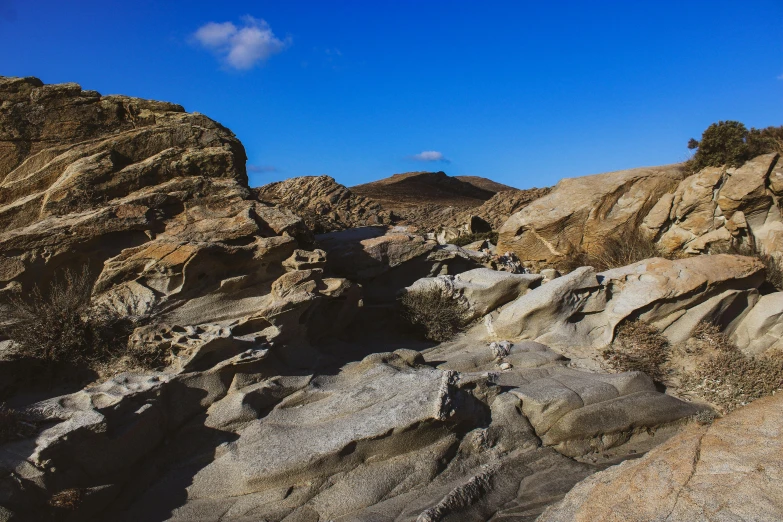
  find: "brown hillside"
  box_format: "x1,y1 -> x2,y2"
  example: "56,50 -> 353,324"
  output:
455,175 -> 517,193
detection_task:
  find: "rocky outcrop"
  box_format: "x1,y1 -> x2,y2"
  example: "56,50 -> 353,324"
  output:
538,393 -> 783,522
497,154 -> 783,265
497,164 -> 687,264
315,226 -> 483,303
447,187 -> 551,230
730,291 -> 783,356
254,175 -> 394,234
404,268 -> 542,322
643,153 -> 782,255
488,255 -> 764,349
0,77 -> 362,342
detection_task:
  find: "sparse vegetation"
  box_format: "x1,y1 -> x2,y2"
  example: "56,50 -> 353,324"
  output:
693,408 -> 718,425
453,231 -> 498,247
686,121 -> 783,172
680,323 -> 783,413
557,227 -> 671,273
1,267 -> 154,376
399,288 -> 469,342
48,488 -> 84,512
0,404 -> 37,444
603,320 -> 671,381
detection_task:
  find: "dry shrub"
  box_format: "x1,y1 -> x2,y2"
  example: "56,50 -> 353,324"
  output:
556,228 -> 669,273
1,266 -> 151,375
681,322 -> 783,413
603,320 -> 670,381
48,488 -> 84,511
399,289 -> 469,342
0,404 -> 37,444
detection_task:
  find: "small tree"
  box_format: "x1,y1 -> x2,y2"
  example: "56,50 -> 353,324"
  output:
687,121 -> 783,172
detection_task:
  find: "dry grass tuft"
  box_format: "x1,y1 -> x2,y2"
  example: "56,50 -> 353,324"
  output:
603,320 -> 671,381
399,288 -> 470,342
680,323 -> 783,413
1,266 -> 154,376
556,227 -> 672,273
48,488 -> 84,511
0,404 -> 37,444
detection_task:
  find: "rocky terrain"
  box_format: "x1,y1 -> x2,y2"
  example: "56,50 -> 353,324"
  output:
498,153 -> 783,266
0,76 -> 781,522
254,175 -> 394,234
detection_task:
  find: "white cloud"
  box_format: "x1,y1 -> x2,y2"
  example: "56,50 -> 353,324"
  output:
193,16 -> 288,70
412,150 -> 449,163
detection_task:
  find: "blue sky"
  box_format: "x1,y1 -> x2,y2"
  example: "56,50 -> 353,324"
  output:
1,1 -> 781,189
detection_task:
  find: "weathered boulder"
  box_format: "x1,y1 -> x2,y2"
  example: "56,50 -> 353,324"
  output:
426,339 -> 699,459
538,393 -> 783,522
0,348 -> 274,519
489,255 -> 764,348
404,268 -> 542,322
0,77 -> 362,350
509,367 -> 698,457
497,164 -> 687,264
254,175 -> 394,233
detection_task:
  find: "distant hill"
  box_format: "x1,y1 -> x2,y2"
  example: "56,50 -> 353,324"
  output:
455,176 -> 517,193
351,171 -> 523,231
351,171 -> 496,207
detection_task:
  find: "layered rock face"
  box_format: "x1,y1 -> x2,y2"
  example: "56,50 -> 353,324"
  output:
314,226 -> 485,303
497,164 -> 687,263
539,393 -> 783,522
643,152 -> 782,255
497,154 -> 783,265
488,255 -> 764,350
0,77 -> 358,339
254,175 -> 394,234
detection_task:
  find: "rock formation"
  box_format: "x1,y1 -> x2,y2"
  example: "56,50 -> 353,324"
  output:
497,164 -> 687,264
447,186 -> 551,230
497,153 -> 783,266
538,392 -> 783,522
642,152 -> 782,255
1,76 -> 781,521
488,254 -> 764,350
254,175 -> 394,233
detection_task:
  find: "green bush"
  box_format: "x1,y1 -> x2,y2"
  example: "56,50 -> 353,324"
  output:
686,121 -> 783,172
